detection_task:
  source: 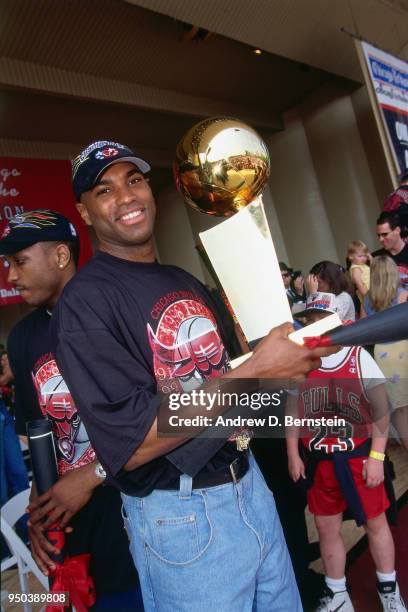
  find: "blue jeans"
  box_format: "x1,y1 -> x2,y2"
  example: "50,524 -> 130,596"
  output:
0,400 -> 29,506
121,455 -> 302,611
0,400 -> 29,559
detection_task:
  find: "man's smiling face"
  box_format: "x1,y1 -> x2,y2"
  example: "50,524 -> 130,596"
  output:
77,162 -> 156,258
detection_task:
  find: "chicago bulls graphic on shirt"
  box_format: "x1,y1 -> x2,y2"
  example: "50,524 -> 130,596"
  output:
32,353 -> 95,474
148,298 -> 229,394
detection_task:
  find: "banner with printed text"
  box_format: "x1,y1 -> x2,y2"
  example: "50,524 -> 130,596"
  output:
359,42 -> 408,177
0,158 -> 92,306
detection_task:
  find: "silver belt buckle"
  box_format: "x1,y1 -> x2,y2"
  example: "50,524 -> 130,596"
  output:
229,458 -> 240,484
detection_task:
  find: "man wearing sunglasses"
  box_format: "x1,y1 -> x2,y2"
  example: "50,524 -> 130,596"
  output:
373,211 -> 408,289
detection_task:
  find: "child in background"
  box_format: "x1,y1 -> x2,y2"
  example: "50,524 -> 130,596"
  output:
347,240 -> 371,304
286,293 -> 406,612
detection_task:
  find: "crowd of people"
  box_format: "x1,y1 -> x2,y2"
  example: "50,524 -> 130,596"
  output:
276,202 -> 407,612
0,142 -> 407,612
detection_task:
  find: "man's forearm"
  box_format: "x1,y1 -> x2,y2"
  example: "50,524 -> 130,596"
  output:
123,375 -> 260,471
124,419 -> 188,470
123,322 -> 336,472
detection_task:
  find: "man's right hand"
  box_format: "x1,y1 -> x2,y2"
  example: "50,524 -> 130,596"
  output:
28,461 -> 98,532
27,462 -> 100,575
239,322 -> 336,380
28,486 -> 60,576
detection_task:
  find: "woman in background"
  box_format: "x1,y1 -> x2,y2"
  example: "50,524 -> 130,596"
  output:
362,255 -> 408,451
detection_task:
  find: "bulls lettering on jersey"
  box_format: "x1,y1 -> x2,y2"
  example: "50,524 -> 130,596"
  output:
300,347 -> 371,453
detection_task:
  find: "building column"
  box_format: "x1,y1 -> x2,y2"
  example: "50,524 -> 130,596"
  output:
154,186 -> 206,282
265,109 -> 338,273
301,83 -> 381,255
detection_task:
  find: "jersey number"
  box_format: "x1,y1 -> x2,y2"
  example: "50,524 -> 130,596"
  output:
309,422 -> 354,452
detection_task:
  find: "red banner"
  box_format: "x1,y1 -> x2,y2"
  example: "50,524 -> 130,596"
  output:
0,158 -> 93,306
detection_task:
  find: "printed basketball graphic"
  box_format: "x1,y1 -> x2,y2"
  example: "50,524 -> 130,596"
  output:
148,298 -> 228,393
32,356 -> 95,473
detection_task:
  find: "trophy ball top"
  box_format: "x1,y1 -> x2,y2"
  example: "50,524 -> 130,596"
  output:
174,117 -> 270,218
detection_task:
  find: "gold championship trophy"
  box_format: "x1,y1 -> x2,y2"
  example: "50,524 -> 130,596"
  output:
174,117 -> 341,356
174,117 -> 292,346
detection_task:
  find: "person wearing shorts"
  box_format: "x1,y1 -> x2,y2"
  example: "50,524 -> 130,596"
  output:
286,292 -> 406,612
307,455 -> 390,519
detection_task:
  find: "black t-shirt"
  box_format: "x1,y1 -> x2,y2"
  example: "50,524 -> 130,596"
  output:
372,243 -> 408,289
7,307 -> 138,595
8,308 -> 96,472
51,251 -> 241,497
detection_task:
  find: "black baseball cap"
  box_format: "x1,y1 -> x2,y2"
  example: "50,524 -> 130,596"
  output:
0,210 -> 79,255
72,140 -> 151,200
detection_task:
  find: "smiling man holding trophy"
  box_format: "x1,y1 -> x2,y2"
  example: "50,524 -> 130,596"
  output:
51,133 -> 338,612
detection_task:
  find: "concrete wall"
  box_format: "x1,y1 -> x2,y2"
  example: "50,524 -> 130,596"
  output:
265,109 -> 338,273
154,186 -> 205,282
264,82 -> 390,273
301,83 -> 381,256
351,86 -> 393,209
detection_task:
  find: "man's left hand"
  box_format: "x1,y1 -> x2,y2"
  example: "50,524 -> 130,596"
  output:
27,463 -> 99,530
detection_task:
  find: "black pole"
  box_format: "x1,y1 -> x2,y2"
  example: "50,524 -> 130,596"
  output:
27,420 -> 65,576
